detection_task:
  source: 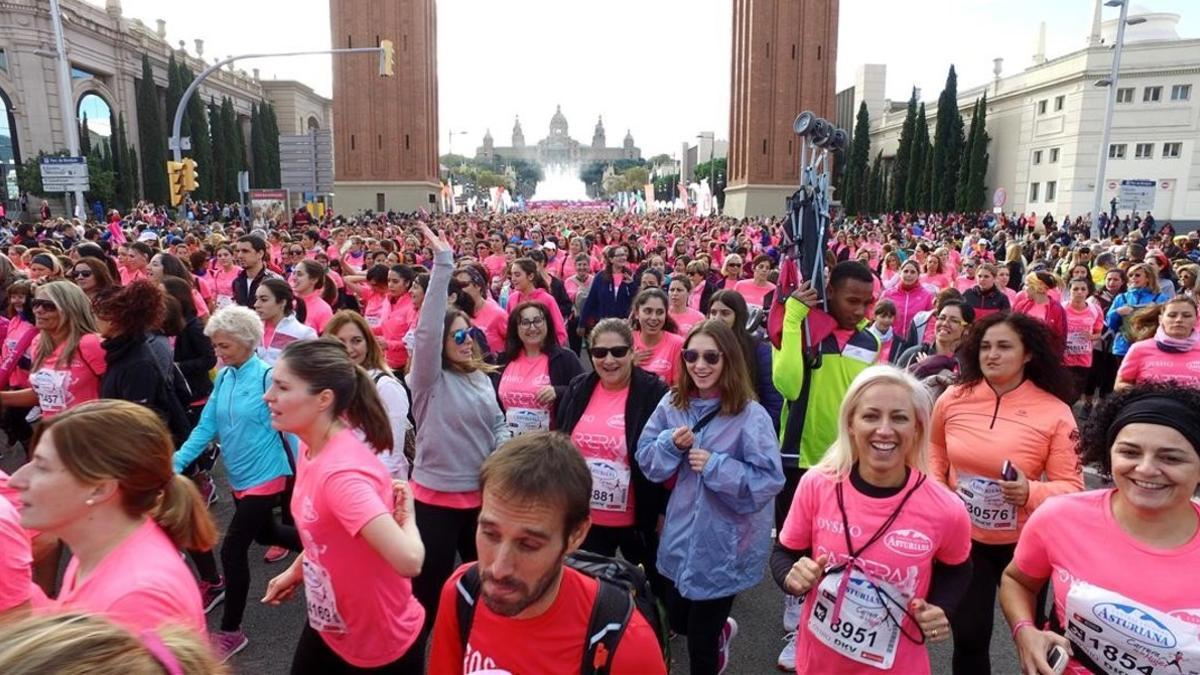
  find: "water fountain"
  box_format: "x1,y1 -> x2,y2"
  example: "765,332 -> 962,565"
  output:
531,164 -> 590,202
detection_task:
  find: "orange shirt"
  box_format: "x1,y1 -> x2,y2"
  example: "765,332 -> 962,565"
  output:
928,380 -> 1082,544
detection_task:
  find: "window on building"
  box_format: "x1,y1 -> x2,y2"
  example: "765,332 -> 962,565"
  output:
0,49 -> 7,72
1109,144 -> 1127,159
1050,148 -> 1060,163
1054,95 -> 1064,111
1143,86 -> 1162,103
1135,143 -> 1153,159
1163,142 -> 1182,159
70,66 -> 98,81
1029,182 -> 1040,202
1037,100 -> 1047,115
1171,84 -> 1192,101
1045,181 -> 1057,202
1033,150 -> 1043,165
1116,87 -> 1134,103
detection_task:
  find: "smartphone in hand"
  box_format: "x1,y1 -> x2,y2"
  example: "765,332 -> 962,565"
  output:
1002,460 -> 1018,482
1046,644 -> 1068,675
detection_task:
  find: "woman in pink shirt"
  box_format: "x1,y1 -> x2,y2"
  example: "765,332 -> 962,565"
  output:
7,400 -> 216,634
1001,383 -> 1200,675
1115,296 -> 1200,390
494,302 -> 583,435
631,289 -> 684,385
291,260 -> 334,334
263,339 -> 426,673
881,260 -> 935,336
211,244 -> 240,310
732,254 -> 777,310
667,276 -> 706,336
920,255 -> 951,291
506,257 -> 567,345
775,366 -> 971,673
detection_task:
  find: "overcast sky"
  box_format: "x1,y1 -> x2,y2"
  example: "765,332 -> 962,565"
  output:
92,0 -> 1195,159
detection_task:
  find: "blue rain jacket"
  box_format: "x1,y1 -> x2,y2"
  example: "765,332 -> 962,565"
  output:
636,395 -> 784,600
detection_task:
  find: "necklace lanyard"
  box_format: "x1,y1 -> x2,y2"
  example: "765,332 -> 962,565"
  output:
828,473 -> 929,646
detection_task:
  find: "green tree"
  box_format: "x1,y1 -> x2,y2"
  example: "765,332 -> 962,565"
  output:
930,65 -> 963,212
178,64 -> 213,200
890,88 -> 918,212
501,157 -> 544,199
263,103 -> 281,186
208,100 -> 229,202
249,103 -> 264,188
956,98 -> 978,211
84,148 -> 115,211
17,150 -> 68,196
218,98 -> 245,200
964,94 -> 991,212
905,104 -> 928,211
165,53 -> 183,137
79,113 -> 92,156
135,54 -> 168,204
842,101 -> 871,215
648,153 -> 672,167
919,134 -> 934,212
866,151 -> 885,215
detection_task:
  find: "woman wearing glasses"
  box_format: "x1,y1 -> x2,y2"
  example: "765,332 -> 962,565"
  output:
636,320 -> 785,674
494,301 -> 582,436
772,366 -> 972,674
407,223 -> 508,639
67,258 -> 114,301
1106,262 -> 1169,364
556,318 -> 670,590
895,300 -> 975,378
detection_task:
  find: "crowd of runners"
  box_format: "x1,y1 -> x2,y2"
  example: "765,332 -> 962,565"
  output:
0,201 -> 1197,675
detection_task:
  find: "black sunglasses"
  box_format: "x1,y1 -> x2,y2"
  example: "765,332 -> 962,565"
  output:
69,270 -> 93,279
589,345 -> 631,359
682,349 -> 722,365
30,299 -> 58,312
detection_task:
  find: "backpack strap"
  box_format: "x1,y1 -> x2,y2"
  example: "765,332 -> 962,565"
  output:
455,564 -> 482,653
582,579 -> 634,675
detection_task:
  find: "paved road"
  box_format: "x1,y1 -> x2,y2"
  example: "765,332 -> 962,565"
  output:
4,438 -> 1111,674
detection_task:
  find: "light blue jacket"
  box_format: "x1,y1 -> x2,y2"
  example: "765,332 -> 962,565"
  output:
636,395 -> 784,601
172,355 -> 292,491
1105,287 -> 1167,355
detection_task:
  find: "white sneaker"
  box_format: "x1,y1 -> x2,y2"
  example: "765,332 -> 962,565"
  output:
777,631 -> 797,671
717,617 -> 739,674
783,594 -> 802,632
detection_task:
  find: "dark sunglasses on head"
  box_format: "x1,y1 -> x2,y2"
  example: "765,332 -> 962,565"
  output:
451,328 -> 473,345
682,349 -> 722,365
30,299 -> 58,312
589,345 -> 631,359
69,270 -> 93,279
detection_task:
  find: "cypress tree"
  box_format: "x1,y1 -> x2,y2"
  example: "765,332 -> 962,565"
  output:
179,64 -> 212,201
868,151 -> 885,215
842,101 -> 871,215
165,53 -> 183,139
79,113 -> 91,156
890,88 -> 918,212
135,54 -> 168,204
905,104 -> 929,211
931,65 -> 963,213
218,98 -> 244,200
250,103 -> 266,188
919,135 -> 934,212
128,146 -> 140,201
965,94 -> 991,212
956,98 -> 979,212
263,103 -> 281,186
208,100 -> 228,202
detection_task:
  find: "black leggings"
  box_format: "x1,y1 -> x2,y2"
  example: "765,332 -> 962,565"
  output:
667,586 -> 736,675
220,492 -> 301,632
290,622 -> 425,674
1084,351 -> 1121,399
411,501 -> 479,638
774,466 -> 806,531
951,540 -> 1048,675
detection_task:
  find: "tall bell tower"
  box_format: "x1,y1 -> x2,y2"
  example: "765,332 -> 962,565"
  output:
329,0 -> 439,213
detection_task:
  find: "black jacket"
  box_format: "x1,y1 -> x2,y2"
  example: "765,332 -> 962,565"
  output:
493,345 -> 585,407
173,317 -> 216,403
100,333 -> 192,447
233,266 -> 280,307
555,367 -> 670,533
962,285 -> 1011,315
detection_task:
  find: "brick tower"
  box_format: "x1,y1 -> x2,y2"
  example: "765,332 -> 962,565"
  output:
724,0 -> 839,218
329,0 -> 439,213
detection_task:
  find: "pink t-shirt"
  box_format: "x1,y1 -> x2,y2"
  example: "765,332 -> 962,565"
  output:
293,427 -> 425,667
190,288 -> 209,319
1013,489 -> 1200,675
570,385 -> 634,528
633,331 -> 683,385
1117,339 -> 1200,388
358,285 -> 388,329
28,333 -> 106,418
564,275 -> 592,302
473,298 -> 509,355
3,318 -> 36,388
0,484 -> 32,613
1063,304 -> 1103,368
507,288 -> 567,345
54,518 -> 205,635
483,253 -> 508,280
780,469 -> 972,674
300,292 -> 333,334
670,307 -> 706,336
498,352 -> 552,433
733,279 -> 776,309
212,265 -> 240,306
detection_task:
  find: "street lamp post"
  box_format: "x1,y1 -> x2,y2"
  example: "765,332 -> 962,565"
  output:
1091,0 -> 1144,239
48,0 -> 83,218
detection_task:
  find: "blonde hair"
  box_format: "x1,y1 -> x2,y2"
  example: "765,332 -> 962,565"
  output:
31,281 -> 98,372
814,365 -> 933,481
0,612 -> 225,675
1128,262 -> 1161,295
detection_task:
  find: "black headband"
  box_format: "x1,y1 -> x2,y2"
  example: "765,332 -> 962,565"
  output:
31,254 -> 56,270
1106,396 -> 1200,456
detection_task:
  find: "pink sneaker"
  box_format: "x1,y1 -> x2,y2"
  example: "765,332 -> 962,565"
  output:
198,576 -> 225,614
263,546 -> 289,563
717,617 -> 739,674
213,629 -> 248,662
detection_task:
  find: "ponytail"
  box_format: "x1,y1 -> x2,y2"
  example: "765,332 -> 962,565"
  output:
350,367 -> 394,453
279,339 -> 394,452
155,474 -> 218,552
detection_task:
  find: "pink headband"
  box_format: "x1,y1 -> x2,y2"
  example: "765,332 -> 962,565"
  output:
140,630 -> 184,675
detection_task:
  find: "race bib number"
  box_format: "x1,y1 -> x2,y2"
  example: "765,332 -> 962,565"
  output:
586,457 -> 631,513
366,313 -> 382,328
808,567 -> 907,669
302,557 -> 347,634
1065,582 -> 1200,675
1066,331 -> 1093,355
30,368 -> 69,413
955,473 -> 1017,531
505,407 -> 550,436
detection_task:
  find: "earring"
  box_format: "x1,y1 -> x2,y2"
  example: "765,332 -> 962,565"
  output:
85,498 -> 95,506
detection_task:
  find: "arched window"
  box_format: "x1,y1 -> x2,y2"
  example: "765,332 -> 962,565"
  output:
0,87 -> 19,202
307,116 -> 320,131
76,92 -> 114,155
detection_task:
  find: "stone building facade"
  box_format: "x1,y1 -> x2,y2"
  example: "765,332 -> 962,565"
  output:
475,106 -> 641,167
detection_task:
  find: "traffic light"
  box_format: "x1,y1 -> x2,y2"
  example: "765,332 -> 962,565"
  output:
167,160 -> 185,207
180,158 -> 199,193
379,39 -> 395,77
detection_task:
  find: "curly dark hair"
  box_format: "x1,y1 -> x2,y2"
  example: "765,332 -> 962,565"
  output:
1080,382 -> 1200,477
503,301 -> 558,361
93,280 -> 165,337
957,311 -> 1077,404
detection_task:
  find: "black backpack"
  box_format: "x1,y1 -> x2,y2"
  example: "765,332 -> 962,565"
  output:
454,550 -> 669,674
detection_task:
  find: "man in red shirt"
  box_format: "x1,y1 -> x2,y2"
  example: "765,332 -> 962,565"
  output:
429,433 -> 666,674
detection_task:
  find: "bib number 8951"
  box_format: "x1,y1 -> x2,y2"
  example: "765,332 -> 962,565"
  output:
827,616 -> 879,648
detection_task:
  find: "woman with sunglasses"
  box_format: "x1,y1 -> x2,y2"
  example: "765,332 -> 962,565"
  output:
1106,262 -> 1169,363
637,320 -> 785,674
67,258 -> 113,301
772,366 -> 971,673
0,282 -> 104,421
407,223 -> 508,639
631,288 -> 684,385
254,278 -> 317,366
494,301 -> 582,436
